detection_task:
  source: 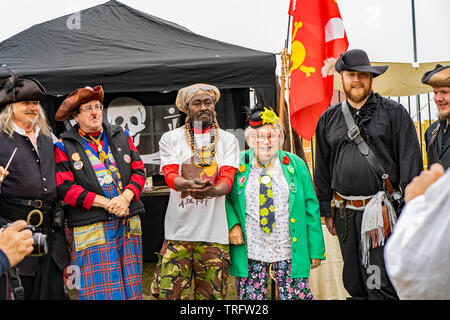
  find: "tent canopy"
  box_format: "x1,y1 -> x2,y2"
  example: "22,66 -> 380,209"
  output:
0,0 -> 276,95
333,61 -> 450,97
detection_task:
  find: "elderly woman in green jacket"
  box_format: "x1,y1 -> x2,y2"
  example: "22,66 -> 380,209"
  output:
225,105 -> 325,300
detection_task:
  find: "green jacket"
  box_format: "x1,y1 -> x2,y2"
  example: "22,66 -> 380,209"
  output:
225,149 -> 325,278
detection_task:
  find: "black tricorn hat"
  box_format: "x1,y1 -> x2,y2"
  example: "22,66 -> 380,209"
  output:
0,65 -> 46,108
335,49 -> 388,78
421,64 -> 450,87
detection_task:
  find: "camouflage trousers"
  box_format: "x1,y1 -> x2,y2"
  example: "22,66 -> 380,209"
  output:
150,240 -> 230,300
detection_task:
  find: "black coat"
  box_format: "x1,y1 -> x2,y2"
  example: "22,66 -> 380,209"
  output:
314,92 -> 423,217
424,120 -> 450,170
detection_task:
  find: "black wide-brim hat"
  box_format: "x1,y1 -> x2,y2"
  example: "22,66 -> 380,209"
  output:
0,77 -> 46,109
421,64 -> 450,87
335,49 -> 388,78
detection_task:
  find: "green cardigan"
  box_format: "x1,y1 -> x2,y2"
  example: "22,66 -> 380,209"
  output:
225,149 -> 325,278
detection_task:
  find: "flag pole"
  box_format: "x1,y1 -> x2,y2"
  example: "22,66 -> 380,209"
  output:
279,13 -> 294,153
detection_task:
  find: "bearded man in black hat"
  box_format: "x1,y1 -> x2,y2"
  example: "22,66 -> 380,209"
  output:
0,70 -> 70,300
313,49 -> 423,300
422,64 -> 450,169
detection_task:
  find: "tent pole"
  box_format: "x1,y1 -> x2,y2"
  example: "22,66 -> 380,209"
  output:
411,0 -> 418,64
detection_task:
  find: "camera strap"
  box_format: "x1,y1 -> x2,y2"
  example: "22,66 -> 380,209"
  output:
8,266 -> 24,300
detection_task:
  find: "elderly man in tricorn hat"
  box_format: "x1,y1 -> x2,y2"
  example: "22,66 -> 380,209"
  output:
422,64 -> 450,170
0,68 -> 70,300
150,83 -> 240,300
54,85 -> 146,299
313,49 -> 423,299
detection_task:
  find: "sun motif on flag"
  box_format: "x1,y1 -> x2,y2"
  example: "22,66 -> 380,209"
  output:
290,21 -> 316,77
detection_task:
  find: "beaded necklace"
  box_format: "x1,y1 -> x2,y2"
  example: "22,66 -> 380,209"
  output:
184,121 -> 219,167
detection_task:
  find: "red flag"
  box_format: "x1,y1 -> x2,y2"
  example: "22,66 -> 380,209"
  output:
288,0 -> 349,140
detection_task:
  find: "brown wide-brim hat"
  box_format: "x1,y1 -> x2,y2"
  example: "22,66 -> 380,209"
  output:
335,49 -> 388,78
0,77 -> 46,109
421,64 -> 450,87
175,83 -> 220,113
55,85 -> 104,121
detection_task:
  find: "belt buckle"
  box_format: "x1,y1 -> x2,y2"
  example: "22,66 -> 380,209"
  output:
34,200 -> 43,209
347,125 -> 360,141
27,209 -> 43,228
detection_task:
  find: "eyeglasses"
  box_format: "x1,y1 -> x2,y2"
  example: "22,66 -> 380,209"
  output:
255,131 -> 281,143
79,103 -> 104,113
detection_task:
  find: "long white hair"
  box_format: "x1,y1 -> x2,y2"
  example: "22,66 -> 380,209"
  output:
0,103 -> 53,138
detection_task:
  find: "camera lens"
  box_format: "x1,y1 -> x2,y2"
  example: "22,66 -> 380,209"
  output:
30,233 -> 48,256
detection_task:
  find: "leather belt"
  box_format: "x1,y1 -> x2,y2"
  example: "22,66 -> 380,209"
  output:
333,192 -> 373,208
2,198 -> 56,210
0,198 -> 56,228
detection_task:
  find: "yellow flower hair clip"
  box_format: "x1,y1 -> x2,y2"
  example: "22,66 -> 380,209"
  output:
259,107 -> 279,125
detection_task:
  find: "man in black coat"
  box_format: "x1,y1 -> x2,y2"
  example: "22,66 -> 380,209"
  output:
0,70 -> 70,299
314,49 -> 423,300
422,64 -> 450,170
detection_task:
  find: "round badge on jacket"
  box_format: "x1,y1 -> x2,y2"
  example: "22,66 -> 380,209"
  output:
71,153 -> 81,161
124,154 -> 131,163
73,161 -> 83,170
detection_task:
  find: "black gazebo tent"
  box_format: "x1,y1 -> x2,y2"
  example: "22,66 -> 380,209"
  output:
0,0 -> 277,158
0,0 -> 277,261
0,0 -> 275,97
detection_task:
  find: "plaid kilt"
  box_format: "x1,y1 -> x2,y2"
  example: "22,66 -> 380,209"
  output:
71,215 -> 143,300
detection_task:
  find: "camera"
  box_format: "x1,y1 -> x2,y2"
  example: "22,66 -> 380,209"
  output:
3,223 -> 48,256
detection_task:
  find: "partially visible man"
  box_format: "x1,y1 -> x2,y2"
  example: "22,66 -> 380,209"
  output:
385,163 -> 450,300
151,83 -> 240,300
0,73 -> 70,299
54,85 -> 146,300
314,49 -> 423,300
422,64 -> 450,169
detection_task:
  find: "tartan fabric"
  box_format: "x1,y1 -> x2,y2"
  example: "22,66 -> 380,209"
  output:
71,215 -> 143,300
73,222 -> 106,252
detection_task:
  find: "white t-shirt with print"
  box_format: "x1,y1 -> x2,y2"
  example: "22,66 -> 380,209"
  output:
159,125 -> 240,244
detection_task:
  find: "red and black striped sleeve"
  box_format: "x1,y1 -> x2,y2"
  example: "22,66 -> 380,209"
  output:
124,130 -> 145,200
54,140 -> 97,210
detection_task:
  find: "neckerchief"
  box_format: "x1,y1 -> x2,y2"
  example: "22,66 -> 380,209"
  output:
78,128 -> 123,192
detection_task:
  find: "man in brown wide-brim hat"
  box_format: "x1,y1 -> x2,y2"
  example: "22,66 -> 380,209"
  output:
314,48 -> 423,300
422,64 -> 450,169
54,84 -> 147,299
0,68 -> 70,300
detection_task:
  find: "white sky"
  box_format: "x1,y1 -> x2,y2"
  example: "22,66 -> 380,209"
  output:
1,0 -> 449,62
0,0 -> 448,121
